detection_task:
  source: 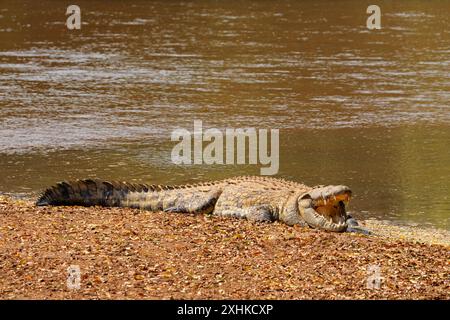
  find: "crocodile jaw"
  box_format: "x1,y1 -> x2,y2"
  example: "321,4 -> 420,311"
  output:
298,185 -> 351,232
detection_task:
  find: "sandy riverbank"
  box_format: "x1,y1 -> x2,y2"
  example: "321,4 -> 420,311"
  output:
0,196 -> 448,299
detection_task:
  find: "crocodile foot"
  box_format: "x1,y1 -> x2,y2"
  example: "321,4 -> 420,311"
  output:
346,225 -> 372,235
346,215 -> 372,235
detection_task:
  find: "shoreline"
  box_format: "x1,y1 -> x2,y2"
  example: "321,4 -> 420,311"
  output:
2,195 -> 449,247
362,219 -> 450,247
0,196 -> 449,299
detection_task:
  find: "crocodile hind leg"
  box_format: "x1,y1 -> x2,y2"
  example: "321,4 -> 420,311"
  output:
163,189 -> 222,215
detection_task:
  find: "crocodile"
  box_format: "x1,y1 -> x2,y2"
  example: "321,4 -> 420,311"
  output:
36,176 -> 369,234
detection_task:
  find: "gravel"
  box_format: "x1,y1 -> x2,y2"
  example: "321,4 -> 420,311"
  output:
0,196 -> 448,299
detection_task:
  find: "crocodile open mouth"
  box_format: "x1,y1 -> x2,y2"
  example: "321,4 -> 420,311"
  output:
298,185 -> 352,232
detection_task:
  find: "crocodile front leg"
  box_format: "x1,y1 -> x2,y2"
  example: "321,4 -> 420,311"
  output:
246,205 -> 276,223
215,205 -> 276,223
345,215 -> 371,235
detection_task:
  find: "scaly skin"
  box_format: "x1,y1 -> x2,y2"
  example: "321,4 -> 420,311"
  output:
36,176 -> 369,234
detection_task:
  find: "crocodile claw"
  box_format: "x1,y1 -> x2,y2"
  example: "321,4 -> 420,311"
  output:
163,206 -> 189,214
346,225 -> 372,235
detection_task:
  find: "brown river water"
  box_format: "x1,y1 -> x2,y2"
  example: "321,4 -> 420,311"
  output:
0,1 -> 449,229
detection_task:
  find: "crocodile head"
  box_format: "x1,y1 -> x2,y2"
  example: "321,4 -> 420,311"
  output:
298,185 -> 351,232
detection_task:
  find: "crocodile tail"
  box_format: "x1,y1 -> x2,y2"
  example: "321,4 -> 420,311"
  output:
35,179 -> 149,207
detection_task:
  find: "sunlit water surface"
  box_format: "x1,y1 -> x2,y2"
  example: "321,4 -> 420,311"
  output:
0,1 -> 449,229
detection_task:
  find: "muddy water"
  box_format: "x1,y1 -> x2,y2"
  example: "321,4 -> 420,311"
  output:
0,1 -> 449,229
